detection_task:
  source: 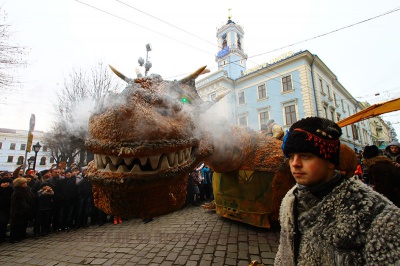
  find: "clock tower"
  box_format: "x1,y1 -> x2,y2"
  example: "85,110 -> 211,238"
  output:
215,12 -> 248,80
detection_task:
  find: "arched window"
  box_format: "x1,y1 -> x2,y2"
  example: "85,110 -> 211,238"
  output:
222,39 -> 227,49
40,157 -> 46,165
237,36 -> 241,50
17,156 -> 24,165
50,157 -> 55,163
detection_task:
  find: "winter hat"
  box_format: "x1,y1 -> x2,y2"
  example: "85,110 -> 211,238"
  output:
27,170 -> 35,176
282,117 -> 342,166
13,177 -> 27,188
363,145 -> 379,159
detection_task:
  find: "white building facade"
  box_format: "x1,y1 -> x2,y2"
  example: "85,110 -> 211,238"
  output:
0,128 -> 53,172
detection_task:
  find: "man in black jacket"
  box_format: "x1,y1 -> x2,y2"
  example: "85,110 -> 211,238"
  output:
57,169 -> 78,232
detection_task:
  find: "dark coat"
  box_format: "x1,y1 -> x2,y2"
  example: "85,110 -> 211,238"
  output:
58,176 -> 78,204
78,178 -> 92,198
363,156 -> 400,207
10,187 -> 35,225
36,185 -> 54,210
0,179 -> 13,213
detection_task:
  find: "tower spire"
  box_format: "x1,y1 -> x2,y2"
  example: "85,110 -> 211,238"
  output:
228,8 -> 232,20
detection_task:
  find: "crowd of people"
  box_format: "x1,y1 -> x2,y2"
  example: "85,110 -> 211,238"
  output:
0,165 -> 113,244
186,162 -> 214,207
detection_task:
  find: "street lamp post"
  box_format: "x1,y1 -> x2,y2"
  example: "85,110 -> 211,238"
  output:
32,142 -> 42,171
27,156 -> 35,170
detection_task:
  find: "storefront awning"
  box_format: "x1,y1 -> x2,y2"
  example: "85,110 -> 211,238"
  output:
337,97 -> 400,127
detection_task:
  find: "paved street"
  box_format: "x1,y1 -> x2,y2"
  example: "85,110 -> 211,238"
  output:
0,205 -> 279,266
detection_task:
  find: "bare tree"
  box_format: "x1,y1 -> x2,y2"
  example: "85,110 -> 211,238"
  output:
45,62 -> 123,167
0,8 -> 27,90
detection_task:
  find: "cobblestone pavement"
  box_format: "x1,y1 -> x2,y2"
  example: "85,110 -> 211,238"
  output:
0,205 -> 279,266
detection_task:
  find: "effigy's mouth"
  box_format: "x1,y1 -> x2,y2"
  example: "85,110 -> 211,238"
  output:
94,146 -> 193,174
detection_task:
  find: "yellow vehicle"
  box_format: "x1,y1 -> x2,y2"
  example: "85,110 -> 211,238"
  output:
212,167 -> 294,229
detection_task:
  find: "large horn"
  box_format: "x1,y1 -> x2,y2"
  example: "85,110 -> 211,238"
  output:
109,65 -> 131,83
179,66 -> 207,84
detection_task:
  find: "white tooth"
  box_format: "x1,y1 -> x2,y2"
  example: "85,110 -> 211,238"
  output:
159,155 -> 170,170
149,155 -> 160,169
101,155 -> 107,165
94,154 -> 101,169
110,156 -> 123,165
139,157 -> 148,166
105,163 -> 116,172
117,165 -> 129,173
174,153 -> 179,166
124,157 -> 134,165
131,164 -> 142,173
178,150 -> 184,163
184,148 -> 190,160
167,152 -> 175,166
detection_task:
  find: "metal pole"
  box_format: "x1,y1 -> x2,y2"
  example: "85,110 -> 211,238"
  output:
33,151 -> 38,171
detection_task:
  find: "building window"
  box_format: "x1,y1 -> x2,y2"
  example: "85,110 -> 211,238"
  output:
341,99 -> 345,112
323,106 -> 328,118
259,111 -> 269,126
282,75 -> 293,92
0,142 -> 2,149
258,84 -> 266,99
17,156 -> 24,165
10,143 -> 16,150
333,94 -> 338,106
238,116 -> 247,127
330,110 -> 335,121
284,105 -> 297,125
327,85 -> 331,99
336,113 -> 341,122
20,144 -> 26,150
352,125 -> 359,140
7,156 -> 13,163
222,39 -> 227,49
40,157 -> 46,165
50,157 -> 55,163
345,126 -> 349,137
319,79 -> 324,93
42,145 -> 48,152
238,91 -> 245,105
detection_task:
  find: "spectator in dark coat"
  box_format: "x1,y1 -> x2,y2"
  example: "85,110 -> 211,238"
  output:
363,145 -> 400,207
76,169 -> 92,228
33,174 -> 54,238
57,169 -> 78,231
9,177 -> 35,243
0,173 -> 13,242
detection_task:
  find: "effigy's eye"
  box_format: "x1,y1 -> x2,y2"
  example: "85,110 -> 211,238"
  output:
180,97 -> 191,104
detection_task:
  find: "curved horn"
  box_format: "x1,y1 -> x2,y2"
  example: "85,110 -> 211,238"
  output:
109,65 -> 131,83
179,66 -> 207,84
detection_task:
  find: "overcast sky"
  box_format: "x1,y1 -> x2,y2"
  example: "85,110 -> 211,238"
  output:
1,0 -> 400,137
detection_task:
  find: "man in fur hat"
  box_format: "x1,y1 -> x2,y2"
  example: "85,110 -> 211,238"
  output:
275,117 -> 400,265
385,141 -> 400,168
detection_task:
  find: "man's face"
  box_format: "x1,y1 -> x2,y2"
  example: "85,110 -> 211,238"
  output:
65,172 -> 72,178
390,145 -> 399,154
288,153 -> 335,186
